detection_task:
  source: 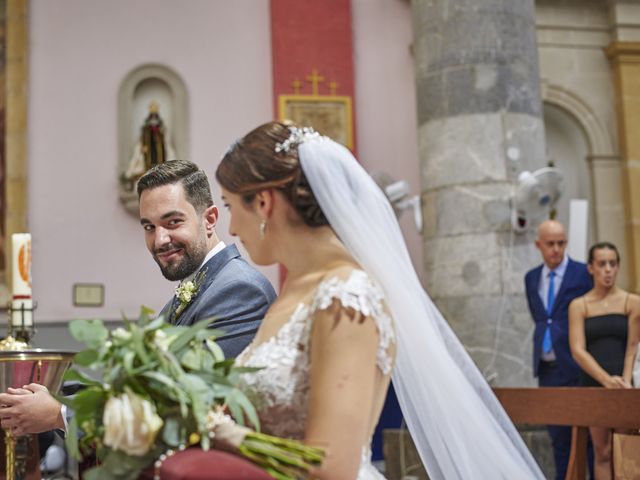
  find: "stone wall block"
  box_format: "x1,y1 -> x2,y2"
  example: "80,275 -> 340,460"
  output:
423,232 -> 502,297
415,72 -> 446,123
502,112 -> 547,175
435,293 -> 534,386
421,190 -> 438,239
434,183 -> 513,236
497,230 -> 540,295
419,114 -> 507,189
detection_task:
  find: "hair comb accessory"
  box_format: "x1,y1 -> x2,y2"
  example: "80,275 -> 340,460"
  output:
275,126 -> 321,153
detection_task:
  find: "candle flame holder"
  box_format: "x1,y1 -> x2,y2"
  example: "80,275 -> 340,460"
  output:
4,301 -> 36,346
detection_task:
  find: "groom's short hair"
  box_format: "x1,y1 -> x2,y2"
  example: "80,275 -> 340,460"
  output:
137,160 -> 214,213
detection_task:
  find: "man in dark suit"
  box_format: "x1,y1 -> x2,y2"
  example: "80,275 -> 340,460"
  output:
525,219 -> 592,480
138,160 -> 276,357
0,160 -> 275,435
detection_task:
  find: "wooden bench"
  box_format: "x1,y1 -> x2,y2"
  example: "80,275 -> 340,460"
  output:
494,387 -> 640,480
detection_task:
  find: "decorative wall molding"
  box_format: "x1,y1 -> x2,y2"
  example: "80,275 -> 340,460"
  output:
541,80 -> 616,158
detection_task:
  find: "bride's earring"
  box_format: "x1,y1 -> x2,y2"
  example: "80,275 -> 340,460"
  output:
259,220 -> 267,240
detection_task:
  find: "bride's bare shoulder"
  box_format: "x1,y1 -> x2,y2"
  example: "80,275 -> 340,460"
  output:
319,261 -> 364,283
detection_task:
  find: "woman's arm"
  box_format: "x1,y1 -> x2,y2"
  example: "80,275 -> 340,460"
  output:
622,294 -> 640,384
304,301 -> 381,480
569,297 -> 628,388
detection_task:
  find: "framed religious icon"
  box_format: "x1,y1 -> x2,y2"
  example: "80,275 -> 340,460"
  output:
278,95 -> 353,150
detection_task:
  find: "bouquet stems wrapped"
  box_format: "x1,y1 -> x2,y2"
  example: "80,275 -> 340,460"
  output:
207,410 -> 324,479
62,308 -> 323,480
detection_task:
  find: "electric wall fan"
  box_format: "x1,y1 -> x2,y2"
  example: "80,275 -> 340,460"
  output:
511,167 -> 564,232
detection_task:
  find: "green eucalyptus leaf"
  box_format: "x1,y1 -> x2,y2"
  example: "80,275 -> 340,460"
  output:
226,400 -> 244,429
213,358 -> 235,372
131,327 -> 151,365
138,305 -> 156,327
141,371 -> 190,415
228,389 -> 260,430
180,372 -> 209,394
142,315 -> 165,333
74,349 -> 99,367
195,327 -> 222,342
205,339 -> 225,363
180,348 -> 202,370
142,370 -> 181,391
71,387 -> 107,417
201,351 -> 214,372
168,318 -> 211,353
103,363 -> 122,385
122,351 -> 136,374
63,368 -> 102,387
64,415 -> 81,460
69,319 -> 109,349
80,466 -> 106,480
99,448 -> 150,479
162,416 -> 181,447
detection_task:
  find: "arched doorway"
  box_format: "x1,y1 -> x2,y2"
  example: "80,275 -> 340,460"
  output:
543,102 -> 595,251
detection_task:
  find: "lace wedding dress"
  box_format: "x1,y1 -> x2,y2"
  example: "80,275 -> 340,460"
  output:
236,269 -> 394,479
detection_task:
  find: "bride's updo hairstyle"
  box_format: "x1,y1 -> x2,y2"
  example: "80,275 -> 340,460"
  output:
216,121 -> 329,227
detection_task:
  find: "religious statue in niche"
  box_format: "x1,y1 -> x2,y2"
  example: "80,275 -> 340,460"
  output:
122,101 -> 176,191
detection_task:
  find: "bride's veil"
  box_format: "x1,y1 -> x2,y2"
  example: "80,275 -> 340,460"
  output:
299,136 -> 544,479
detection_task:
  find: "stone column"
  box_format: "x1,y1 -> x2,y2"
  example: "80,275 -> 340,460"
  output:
605,1 -> 640,292
412,0 -> 547,386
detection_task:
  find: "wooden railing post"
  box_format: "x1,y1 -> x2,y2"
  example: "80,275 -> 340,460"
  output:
565,426 -> 588,480
493,388 -> 640,480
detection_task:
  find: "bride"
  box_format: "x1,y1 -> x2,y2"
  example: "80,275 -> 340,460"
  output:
215,121 -> 544,479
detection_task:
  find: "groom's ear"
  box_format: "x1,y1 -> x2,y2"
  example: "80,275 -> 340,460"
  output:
203,205 -> 219,233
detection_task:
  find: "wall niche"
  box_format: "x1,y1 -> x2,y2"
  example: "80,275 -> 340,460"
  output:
118,64 -> 188,214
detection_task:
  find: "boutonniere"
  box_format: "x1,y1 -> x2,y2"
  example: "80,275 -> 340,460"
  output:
174,269 -> 206,319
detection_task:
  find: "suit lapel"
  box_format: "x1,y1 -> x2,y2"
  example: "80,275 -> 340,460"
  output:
174,244 -> 242,326
166,295 -> 180,324
550,258 -> 574,317
530,267 -> 546,316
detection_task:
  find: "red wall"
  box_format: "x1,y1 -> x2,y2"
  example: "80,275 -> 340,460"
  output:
270,0 -> 356,149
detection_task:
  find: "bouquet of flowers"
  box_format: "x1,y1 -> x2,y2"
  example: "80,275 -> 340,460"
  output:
61,307 -> 324,480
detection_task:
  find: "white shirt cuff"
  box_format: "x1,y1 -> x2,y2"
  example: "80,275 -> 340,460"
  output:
60,404 -> 69,433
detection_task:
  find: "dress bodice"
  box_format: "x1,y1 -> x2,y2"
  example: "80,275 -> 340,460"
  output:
580,313 -> 628,386
236,269 -> 394,478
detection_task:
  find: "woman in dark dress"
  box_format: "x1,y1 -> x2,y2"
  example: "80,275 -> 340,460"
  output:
569,242 -> 640,480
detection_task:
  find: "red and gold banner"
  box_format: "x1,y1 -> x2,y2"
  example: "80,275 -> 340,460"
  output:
270,0 -> 357,153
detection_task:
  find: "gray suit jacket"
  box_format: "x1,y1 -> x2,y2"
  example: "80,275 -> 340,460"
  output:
159,244 -> 276,358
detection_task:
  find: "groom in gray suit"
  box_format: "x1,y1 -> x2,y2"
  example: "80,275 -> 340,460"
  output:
138,160 -> 276,358
0,160 -> 275,436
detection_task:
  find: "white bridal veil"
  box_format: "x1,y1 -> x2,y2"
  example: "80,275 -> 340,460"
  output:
299,136 -> 544,480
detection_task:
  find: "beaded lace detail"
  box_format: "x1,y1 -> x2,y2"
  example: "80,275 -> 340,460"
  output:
235,269 -> 393,478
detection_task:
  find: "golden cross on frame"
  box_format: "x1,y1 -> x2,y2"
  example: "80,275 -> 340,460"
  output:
306,69 -> 325,95
329,80 -> 339,95
291,79 -> 302,94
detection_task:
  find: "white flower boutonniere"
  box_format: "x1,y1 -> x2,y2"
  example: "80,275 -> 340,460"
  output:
173,269 -> 206,320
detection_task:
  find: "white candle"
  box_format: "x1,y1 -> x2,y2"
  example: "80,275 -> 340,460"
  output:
11,233 -> 32,327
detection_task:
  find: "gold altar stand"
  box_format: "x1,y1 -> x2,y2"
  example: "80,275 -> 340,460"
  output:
0,349 -> 74,480
0,434 -> 39,480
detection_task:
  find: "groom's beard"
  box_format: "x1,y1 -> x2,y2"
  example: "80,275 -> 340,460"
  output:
153,240 -> 207,281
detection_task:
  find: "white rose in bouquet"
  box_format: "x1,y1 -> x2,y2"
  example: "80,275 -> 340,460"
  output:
103,390 -> 163,456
